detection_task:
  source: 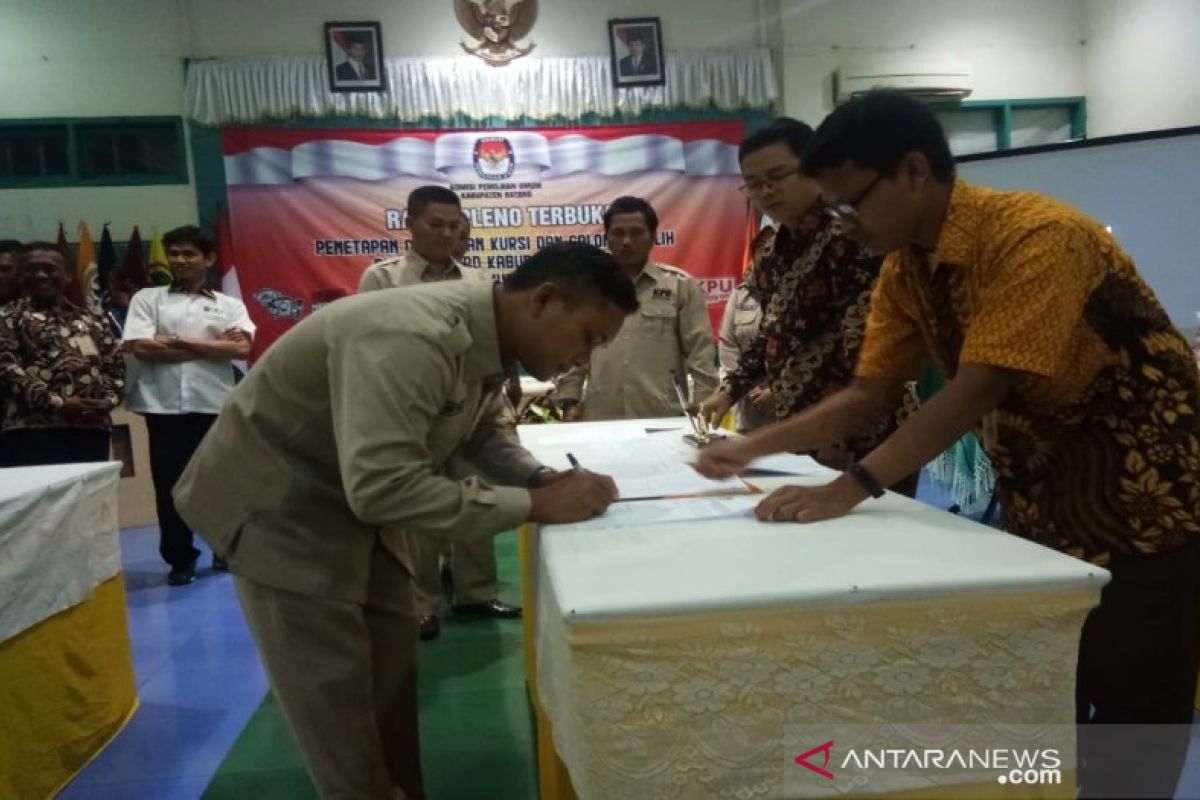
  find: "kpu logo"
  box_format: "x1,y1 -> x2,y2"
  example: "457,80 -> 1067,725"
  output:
473,136 -> 515,180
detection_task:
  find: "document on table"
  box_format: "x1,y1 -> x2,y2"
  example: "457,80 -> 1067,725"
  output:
544,430 -> 752,500
553,494 -> 763,533
528,421 -> 649,448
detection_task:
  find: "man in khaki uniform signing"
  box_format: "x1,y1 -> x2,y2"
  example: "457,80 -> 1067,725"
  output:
174,241 -> 636,800
359,186 -> 518,641
559,196 -> 718,421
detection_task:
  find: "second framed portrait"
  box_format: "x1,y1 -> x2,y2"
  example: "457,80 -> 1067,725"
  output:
608,18 -> 664,88
325,21 -> 387,93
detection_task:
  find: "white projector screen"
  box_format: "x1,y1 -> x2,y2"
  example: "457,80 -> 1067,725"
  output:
959,130 -> 1200,331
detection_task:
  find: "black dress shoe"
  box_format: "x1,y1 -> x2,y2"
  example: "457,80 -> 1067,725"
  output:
212,555 -> 229,572
167,561 -> 196,586
419,614 -> 441,641
452,599 -> 522,619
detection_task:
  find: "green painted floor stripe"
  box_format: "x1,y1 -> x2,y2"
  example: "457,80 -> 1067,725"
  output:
203,531 -> 536,799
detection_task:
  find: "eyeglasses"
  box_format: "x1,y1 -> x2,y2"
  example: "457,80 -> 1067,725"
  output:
824,173 -> 884,225
738,168 -> 801,198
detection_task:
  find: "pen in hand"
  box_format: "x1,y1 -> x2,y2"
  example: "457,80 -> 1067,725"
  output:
567,453 -> 582,470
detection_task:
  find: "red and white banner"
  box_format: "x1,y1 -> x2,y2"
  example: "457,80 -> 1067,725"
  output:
222,121 -> 752,358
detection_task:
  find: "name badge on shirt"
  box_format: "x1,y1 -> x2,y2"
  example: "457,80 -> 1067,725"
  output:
652,287 -> 673,301
70,335 -> 100,357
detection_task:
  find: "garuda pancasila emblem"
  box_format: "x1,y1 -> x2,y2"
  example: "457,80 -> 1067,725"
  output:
454,0 -> 538,66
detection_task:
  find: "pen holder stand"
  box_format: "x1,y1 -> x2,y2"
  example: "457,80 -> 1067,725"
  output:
682,432 -> 729,448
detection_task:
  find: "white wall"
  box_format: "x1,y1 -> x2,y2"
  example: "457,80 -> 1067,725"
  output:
960,133 -> 1200,329
773,0 -> 1087,126
0,0 -> 197,241
1083,0 -> 1200,136
6,0 -> 1199,241
181,0 -> 763,59
0,0 -> 765,241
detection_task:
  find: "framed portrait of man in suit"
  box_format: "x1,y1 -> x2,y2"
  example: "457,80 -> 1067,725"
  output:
325,21 -> 387,93
608,18 -> 665,89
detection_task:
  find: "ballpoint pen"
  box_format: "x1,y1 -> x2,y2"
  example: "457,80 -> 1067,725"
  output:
567,453 -> 582,470
670,373 -> 708,442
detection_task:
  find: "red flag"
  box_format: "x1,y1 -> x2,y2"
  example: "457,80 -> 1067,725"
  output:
740,201 -> 760,277
216,210 -> 250,370
215,210 -> 240,299
119,226 -> 149,290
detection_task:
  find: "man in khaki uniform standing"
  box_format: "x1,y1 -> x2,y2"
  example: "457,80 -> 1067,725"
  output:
174,242 -> 636,800
559,196 -> 718,420
359,186 -> 518,641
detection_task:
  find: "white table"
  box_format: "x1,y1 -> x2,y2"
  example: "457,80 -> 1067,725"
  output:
0,463 -> 138,799
517,419 -> 1109,800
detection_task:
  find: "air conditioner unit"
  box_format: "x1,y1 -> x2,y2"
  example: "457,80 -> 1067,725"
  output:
836,56 -> 973,103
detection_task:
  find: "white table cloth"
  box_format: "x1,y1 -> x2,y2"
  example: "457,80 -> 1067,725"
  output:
518,420 -> 1108,799
0,462 -> 123,643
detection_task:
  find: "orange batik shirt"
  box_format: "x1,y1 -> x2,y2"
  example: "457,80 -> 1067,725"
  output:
856,180 -> 1200,566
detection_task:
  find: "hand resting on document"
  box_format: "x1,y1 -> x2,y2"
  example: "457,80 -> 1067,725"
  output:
528,469 -> 619,524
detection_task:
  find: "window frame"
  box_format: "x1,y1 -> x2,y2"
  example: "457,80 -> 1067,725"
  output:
931,97 -> 1087,155
0,116 -> 188,189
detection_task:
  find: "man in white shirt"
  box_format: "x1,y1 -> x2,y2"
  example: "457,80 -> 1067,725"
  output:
359,187 -> 520,641
123,225 -> 255,586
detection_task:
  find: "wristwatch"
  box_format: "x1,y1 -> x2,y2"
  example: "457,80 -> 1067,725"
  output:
846,462 -> 886,499
529,466 -> 557,487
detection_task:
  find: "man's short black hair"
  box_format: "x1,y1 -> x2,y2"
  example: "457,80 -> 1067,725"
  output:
603,196 -> 658,235
15,241 -> 66,266
0,239 -> 21,255
503,241 -> 639,313
626,30 -> 647,44
738,117 -> 814,163
802,89 -> 956,182
407,185 -> 461,221
163,225 -> 216,256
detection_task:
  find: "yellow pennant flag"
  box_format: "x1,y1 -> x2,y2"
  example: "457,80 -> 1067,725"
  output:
75,222 -> 100,312
147,227 -> 173,286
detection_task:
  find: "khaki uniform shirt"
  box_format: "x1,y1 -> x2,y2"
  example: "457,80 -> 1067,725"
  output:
357,248 -> 527,477
358,250 -> 490,291
718,284 -> 773,432
557,261 -> 718,420
173,281 -> 539,604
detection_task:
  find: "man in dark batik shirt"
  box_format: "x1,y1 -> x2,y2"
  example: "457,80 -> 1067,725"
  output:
699,118 -> 917,492
0,242 -> 124,466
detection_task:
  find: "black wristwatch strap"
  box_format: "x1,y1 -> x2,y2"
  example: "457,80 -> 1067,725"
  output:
847,462 -> 886,499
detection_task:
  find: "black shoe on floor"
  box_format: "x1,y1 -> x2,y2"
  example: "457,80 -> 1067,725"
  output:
212,554 -> 229,572
167,562 -> 196,586
419,614 -> 441,641
452,599 -> 522,619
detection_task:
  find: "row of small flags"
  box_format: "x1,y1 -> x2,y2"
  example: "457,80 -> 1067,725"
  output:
55,222 -> 174,314
52,211 -> 241,315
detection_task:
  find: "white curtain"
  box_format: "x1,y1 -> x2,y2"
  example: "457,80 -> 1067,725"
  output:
185,50 -> 778,125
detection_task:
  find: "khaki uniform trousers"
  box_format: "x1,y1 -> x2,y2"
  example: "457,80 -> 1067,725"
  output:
234,543 -> 423,800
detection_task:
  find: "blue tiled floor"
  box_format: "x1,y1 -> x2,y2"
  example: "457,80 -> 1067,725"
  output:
60,526 -> 269,799
59,490 -> 1200,798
